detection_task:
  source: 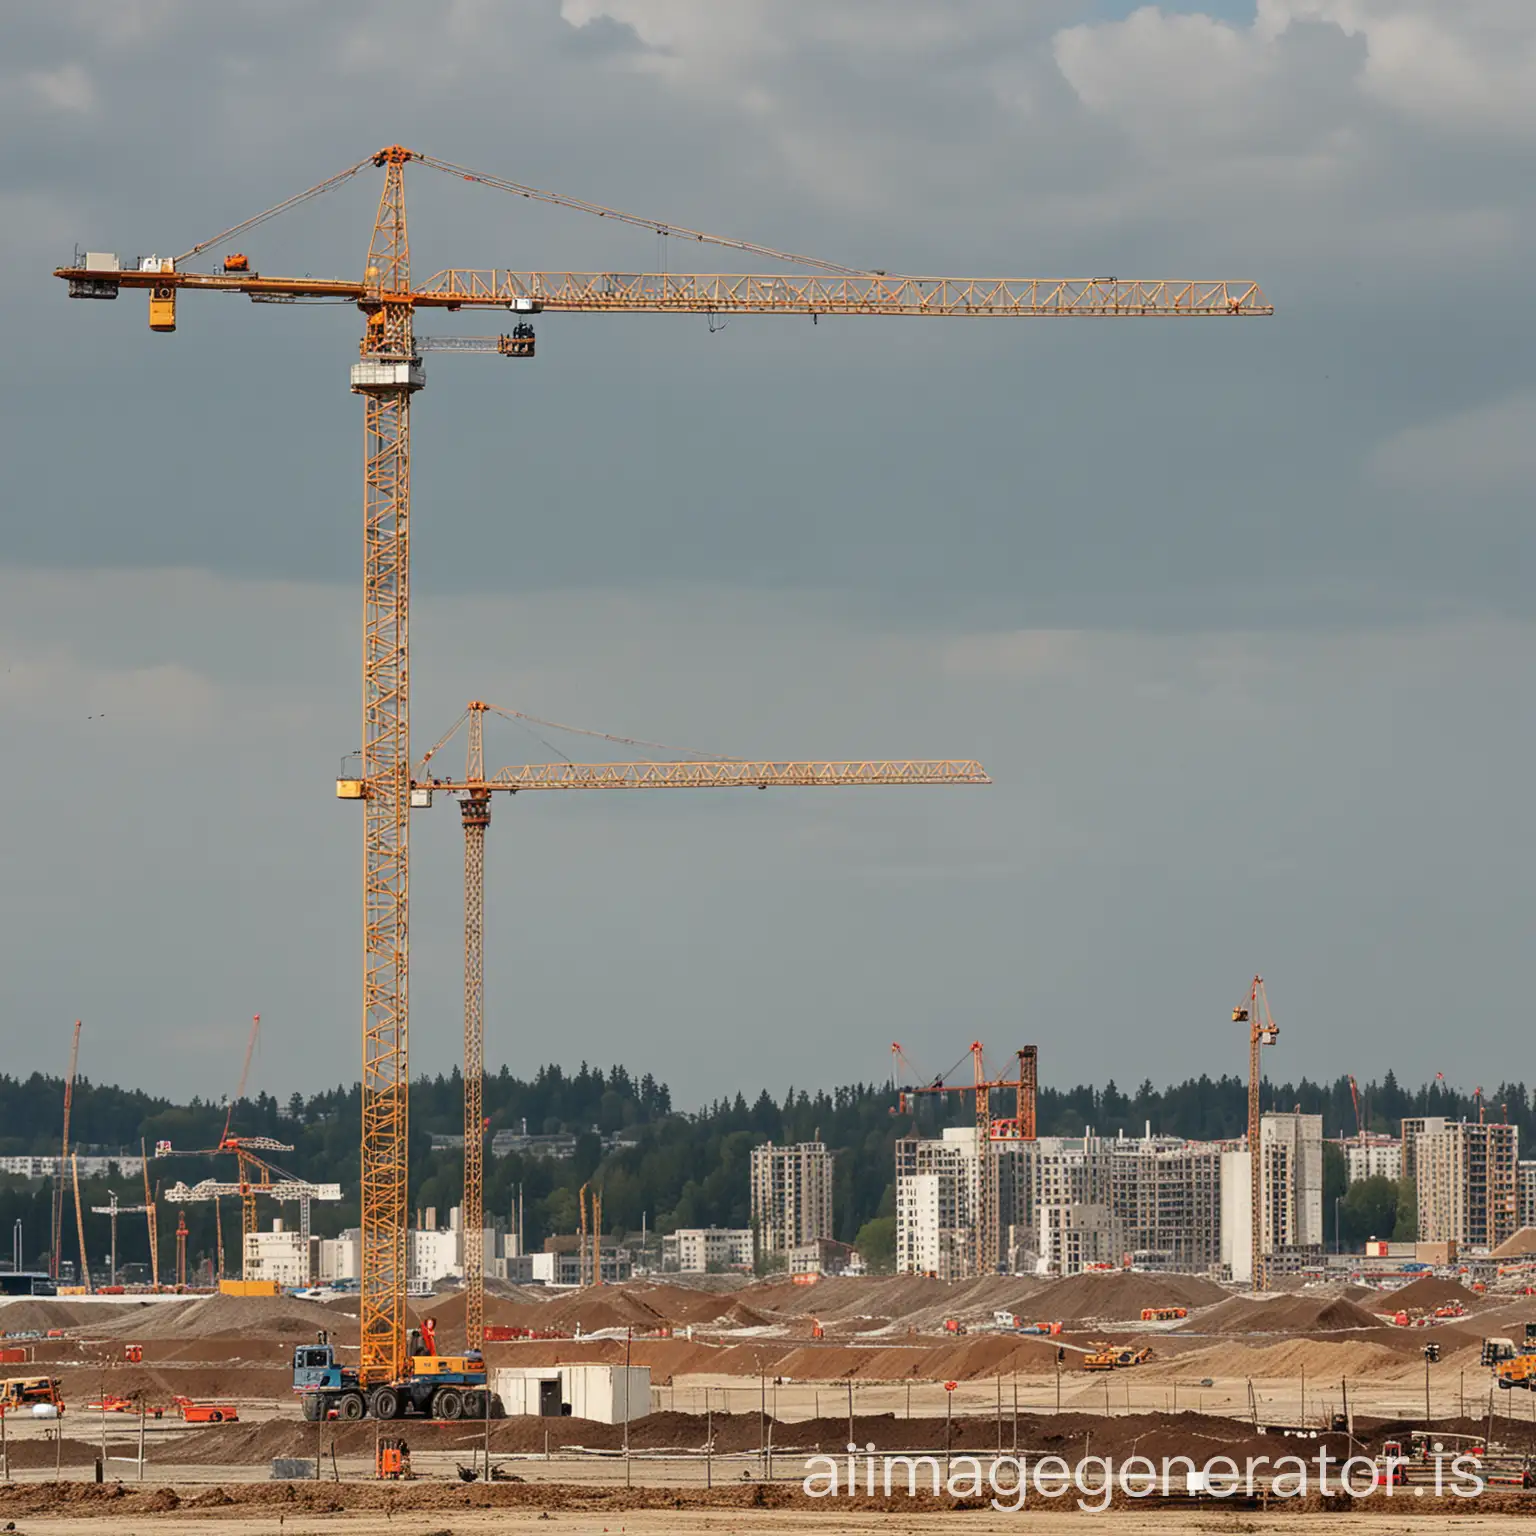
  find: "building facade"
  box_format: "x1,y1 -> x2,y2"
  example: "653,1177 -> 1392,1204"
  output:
1416,1121 -> 1519,1251
664,1227 -> 754,1273
750,1141 -> 834,1258
1342,1135 -> 1404,1185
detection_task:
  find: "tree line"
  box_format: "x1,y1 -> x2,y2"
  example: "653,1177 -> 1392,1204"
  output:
0,1064 -> 1513,1275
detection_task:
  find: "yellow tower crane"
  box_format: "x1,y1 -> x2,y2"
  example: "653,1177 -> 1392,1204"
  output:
412,700 -> 990,1346
57,147 -> 1270,1388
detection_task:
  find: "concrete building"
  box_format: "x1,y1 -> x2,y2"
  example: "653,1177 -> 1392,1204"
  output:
0,1155 -> 144,1180
242,1220 -> 311,1288
1262,1113 -> 1325,1253
895,1129 -> 977,1280
1519,1161 -> 1536,1233
1220,1113 -> 1324,1283
1416,1121 -> 1519,1252
1109,1134 -> 1224,1273
1401,1117 -> 1449,1183
1342,1135 -> 1403,1185
663,1228 -> 754,1274
750,1141 -> 833,1259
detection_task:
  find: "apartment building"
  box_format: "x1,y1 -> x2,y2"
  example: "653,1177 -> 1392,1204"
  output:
1110,1135 -> 1224,1273
1342,1135 -> 1403,1185
750,1141 -> 834,1258
1401,1117 -> 1448,1182
1220,1113 -> 1324,1283
1519,1161 -> 1536,1233
664,1228 -> 755,1274
895,1129 -> 977,1280
1416,1121 -> 1518,1251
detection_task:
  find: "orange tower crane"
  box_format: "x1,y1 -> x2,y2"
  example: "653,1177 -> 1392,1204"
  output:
51,1020 -> 82,1280
1233,977 -> 1279,1292
892,1043 -> 1039,1276
414,701 -> 990,1347
56,148 -> 1270,1386
1347,1074 -> 1363,1139
175,1210 -> 189,1290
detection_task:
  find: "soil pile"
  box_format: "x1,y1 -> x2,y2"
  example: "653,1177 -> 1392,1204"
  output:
1180,1294 -> 1383,1334
99,1293 -> 344,1342
1384,1274 -> 1486,1311
1023,1271 -> 1229,1323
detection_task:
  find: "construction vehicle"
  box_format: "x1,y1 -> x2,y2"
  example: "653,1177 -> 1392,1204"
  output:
0,1376 -> 65,1415
942,1318 -> 968,1335
84,1394 -> 136,1414
172,1394 -> 239,1423
57,147 -> 1267,1399
1081,1346 -> 1118,1372
293,1324 -> 500,1423
1140,1307 -> 1188,1322
1482,1337 -> 1518,1368
1494,1352 -> 1536,1389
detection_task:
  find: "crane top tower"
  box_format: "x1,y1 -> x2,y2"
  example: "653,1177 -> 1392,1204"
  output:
57,145 -> 1271,1389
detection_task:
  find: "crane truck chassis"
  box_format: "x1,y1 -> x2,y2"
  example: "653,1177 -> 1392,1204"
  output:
293,1330 -> 502,1422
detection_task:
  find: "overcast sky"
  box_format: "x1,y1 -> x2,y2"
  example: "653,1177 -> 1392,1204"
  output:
1,1 -> 1532,1114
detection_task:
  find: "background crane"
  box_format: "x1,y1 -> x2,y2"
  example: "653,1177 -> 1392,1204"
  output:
1233,977 -> 1279,1292
409,700 -> 990,1347
57,146 -> 1269,1386
891,1042 -> 1039,1276
89,1191 -> 151,1288
51,1020 -> 82,1281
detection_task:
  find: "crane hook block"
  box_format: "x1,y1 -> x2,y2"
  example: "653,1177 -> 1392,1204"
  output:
149,285 -> 176,333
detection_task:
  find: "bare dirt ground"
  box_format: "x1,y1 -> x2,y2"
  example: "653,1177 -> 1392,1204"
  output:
5,1269 -> 1536,1534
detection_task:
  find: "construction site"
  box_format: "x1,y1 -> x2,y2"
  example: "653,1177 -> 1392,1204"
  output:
3,14 -> 1526,1525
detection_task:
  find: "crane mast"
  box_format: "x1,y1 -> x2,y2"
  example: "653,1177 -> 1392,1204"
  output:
52,1020 -> 82,1280
460,703 -> 491,1351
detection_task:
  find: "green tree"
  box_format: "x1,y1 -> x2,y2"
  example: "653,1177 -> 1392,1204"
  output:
1338,1174 -> 1398,1247
853,1215 -> 896,1274
1322,1140 -> 1347,1209
1392,1178 -> 1418,1242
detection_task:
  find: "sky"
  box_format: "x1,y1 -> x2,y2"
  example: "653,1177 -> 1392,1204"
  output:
0,1 -> 1532,1113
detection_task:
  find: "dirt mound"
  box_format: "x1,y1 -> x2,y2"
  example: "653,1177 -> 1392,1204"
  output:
1384,1274 -> 1485,1311
102,1293 -> 344,1342
1022,1272 -> 1230,1323
0,1298 -> 101,1334
1152,1335 -> 1410,1379
1180,1293 -> 1384,1334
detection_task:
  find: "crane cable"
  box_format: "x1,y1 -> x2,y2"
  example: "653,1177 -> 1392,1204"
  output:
173,157 -> 375,266
416,703 -> 741,778
414,153 -> 875,277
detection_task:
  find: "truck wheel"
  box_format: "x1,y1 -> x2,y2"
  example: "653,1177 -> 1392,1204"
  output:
301,1395 -> 324,1422
207,1411 -> 224,1423
435,1389 -> 464,1421
461,1390 -> 486,1420
369,1386 -> 402,1421
337,1391 -> 366,1421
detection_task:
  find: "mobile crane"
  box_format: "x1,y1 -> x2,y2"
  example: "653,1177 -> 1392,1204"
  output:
293,1317 -> 498,1422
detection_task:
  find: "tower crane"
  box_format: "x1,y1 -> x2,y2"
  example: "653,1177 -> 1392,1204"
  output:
56,147 -> 1270,1389
410,700 -> 989,1347
89,1191 -> 151,1288
1233,977 -> 1279,1292
51,1021 -> 82,1280
1347,1074 -> 1363,1140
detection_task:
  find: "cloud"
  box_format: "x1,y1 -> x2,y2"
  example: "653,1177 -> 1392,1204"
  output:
1368,392 -> 1536,497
